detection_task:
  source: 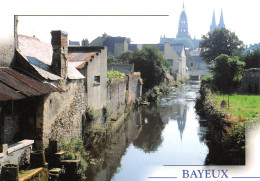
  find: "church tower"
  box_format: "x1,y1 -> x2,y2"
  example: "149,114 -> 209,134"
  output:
177,3 -> 190,39
218,9 -> 225,28
210,10 -> 217,32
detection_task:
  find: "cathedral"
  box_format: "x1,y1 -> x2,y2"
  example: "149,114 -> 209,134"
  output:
210,9 -> 225,32
160,3 -> 226,49
176,3 -> 191,39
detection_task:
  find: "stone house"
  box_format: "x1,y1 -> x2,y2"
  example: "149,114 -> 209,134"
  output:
67,46 -> 107,110
0,67 -> 63,171
186,49 -> 210,80
11,31 -> 86,149
90,34 -> 129,57
0,67 -> 63,145
128,42 -> 187,80
169,44 -> 187,80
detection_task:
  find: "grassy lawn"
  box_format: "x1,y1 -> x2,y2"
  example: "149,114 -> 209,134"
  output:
214,94 -> 260,120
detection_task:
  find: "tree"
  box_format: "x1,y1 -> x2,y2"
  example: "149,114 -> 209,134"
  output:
107,54 -> 116,64
120,46 -> 170,89
117,51 -> 132,64
200,28 -> 244,63
213,54 -> 245,93
241,49 -> 260,69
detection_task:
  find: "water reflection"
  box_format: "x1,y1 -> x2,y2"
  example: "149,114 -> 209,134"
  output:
86,83 -> 210,181
133,104 -> 165,153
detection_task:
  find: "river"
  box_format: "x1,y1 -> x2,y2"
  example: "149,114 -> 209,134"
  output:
86,82 -> 210,181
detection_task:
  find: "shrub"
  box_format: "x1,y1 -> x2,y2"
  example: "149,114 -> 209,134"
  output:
61,138 -> 94,180
84,106 -> 100,122
213,54 -> 245,93
144,84 -> 171,102
222,122 -> 246,153
107,70 -> 123,80
102,106 -> 111,122
200,75 -> 215,91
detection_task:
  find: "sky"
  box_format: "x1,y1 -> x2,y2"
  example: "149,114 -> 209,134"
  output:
1,0 -> 260,45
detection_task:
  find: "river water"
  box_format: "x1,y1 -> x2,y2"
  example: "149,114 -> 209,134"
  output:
86,82 -> 210,181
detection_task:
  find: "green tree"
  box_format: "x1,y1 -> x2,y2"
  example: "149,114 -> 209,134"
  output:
241,49 -> 260,69
107,54 -> 116,64
126,46 -> 170,89
117,51 -> 133,64
213,54 -> 245,93
200,28 -> 244,63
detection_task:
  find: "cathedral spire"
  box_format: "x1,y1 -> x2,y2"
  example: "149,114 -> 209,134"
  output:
218,9 -> 225,29
210,10 -> 217,32
177,2 -> 190,39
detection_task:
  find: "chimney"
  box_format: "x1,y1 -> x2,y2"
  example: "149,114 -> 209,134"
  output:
51,30 -> 68,78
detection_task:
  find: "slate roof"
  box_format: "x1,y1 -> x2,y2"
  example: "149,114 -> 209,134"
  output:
17,35 -> 84,80
191,56 -> 204,63
0,67 -> 63,101
67,46 -> 105,69
170,44 -> 184,55
128,44 -> 138,51
103,37 -> 127,54
69,40 -> 80,46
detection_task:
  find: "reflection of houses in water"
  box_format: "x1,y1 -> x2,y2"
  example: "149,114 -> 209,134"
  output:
86,108 -> 143,181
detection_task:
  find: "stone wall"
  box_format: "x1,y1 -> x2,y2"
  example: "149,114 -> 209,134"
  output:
0,140 -> 34,174
239,69 -> 260,94
127,73 -> 142,103
106,79 -> 127,120
36,79 -> 86,149
2,116 -> 19,144
0,98 -> 38,145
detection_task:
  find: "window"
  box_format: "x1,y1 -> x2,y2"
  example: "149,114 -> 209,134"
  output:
94,76 -> 100,85
191,63 -> 193,67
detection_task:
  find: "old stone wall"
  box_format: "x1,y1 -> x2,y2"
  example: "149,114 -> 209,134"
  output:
2,116 -> 19,144
0,140 -> 34,174
239,69 -> 260,94
106,79 -> 127,120
127,73 -> 142,103
36,79 -> 86,149
0,98 -> 37,145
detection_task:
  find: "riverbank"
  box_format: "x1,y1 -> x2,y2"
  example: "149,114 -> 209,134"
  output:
195,87 -> 245,165
86,82 -> 209,181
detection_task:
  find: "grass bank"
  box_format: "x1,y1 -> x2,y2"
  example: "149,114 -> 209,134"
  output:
213,94 -> 260,120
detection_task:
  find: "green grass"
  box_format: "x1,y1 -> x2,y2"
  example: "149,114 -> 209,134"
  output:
214,94 -> 260,120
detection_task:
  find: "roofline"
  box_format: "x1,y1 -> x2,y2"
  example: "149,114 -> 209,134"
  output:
68,46 -> 105,53
18,34 -> 40,41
